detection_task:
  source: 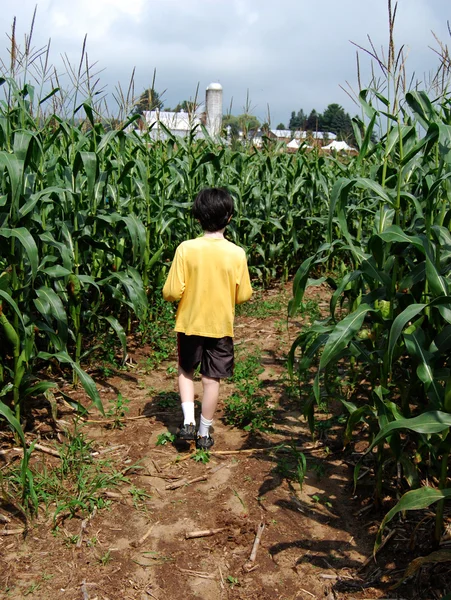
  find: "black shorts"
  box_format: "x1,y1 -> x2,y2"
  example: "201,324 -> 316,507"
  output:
177,333 -> 234,379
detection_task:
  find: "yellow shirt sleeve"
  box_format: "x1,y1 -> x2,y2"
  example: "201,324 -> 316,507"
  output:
162,245 -> 185,301
236,256 -> 252,304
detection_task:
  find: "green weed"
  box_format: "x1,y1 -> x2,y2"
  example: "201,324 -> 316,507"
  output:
227,576 -> 240,588
3,429 -> 128,521
156,432 -> 176,446
129,485 -> 152,510
274,442 -> 307,490
155,391 -> 179,409
98,549 -> 112,566
105,393 -> 130,429
225,349 -> 274,432
192,449 -> 210,464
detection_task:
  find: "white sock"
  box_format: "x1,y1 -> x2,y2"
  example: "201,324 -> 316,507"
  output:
198,415 -> 213,438
182,402 -> 195,425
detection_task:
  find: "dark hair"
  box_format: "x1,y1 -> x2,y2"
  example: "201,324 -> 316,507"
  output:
192,187 -> 234,232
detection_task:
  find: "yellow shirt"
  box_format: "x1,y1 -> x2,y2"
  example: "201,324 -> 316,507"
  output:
162,237 -> 252,338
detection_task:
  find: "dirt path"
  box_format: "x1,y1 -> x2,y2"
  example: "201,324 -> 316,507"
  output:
1,286 -> 412,599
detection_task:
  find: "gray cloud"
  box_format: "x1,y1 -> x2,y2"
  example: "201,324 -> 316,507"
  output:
1,0 -> 449,125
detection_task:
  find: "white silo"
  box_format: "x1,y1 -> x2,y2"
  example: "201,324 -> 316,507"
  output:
205,82 -> 223,138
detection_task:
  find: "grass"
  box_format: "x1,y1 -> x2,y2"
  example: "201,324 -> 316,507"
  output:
105,393 -> 130,429
2,428 -> 129,520
224,348 -> 274,432
235,288 -> 287,318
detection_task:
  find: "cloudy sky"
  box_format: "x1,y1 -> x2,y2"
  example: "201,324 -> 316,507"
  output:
1,0 -> 449,126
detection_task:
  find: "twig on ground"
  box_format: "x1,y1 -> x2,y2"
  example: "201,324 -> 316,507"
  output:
10,443 -> 61,458
177,567 -> 216,579
243,522 -> 265,571
165,476 -> 207,490
76,507 -> 97,548
209,462 -> 228,474
81,580 -> 89,600
0,528 -> 26,536
131,522 -> 155,548
218,564 -> 225,589
298,588 -> 315,598
96,444 -> 126,455
82,413 -> 159,424
0,513 -> 11,523
162,452 -> 196,468
185,527 -> 227,539
151,459 -> 161,473
103,491 -> 124,499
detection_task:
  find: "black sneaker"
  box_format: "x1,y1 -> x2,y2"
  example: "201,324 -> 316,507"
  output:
178,423 -> 196,440
196,435 -> 214,450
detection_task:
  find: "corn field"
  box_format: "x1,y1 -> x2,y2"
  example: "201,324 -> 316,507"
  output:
0,6 -> 450,552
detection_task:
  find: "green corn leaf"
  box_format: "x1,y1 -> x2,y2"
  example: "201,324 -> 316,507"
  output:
385,303 -> 426,371
34,286 -> 68,347
41,266 -> 72,278
0,289 -> 25,329
102,316 -> 127,361
0,227 -> 39,280
405,90 -> 439,129
22,381 -> 58,398
375,487 -> 451,552
404,330 -> 442,406
319,304 -> 372,370
425,254 -> 448,296
288,256 -> 315,317
343,404 -> 373,445
377,225 -> 424,250
360,257 -> 391,288
37,351 -> 104,415
0,398 -> 26,445
0,152 -> 23,218
330,270 -> 362,320
366,411 -> 451,454
122,215 -> 147,265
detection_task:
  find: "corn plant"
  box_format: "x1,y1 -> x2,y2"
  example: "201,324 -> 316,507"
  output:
289,5 -> 451,542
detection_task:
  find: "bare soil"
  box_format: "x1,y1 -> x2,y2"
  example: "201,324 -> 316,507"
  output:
0,285 -> 446,599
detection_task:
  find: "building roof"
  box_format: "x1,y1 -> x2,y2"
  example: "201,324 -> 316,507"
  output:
323,140 -> 355,151
143,109 -> 201,132
206,82 -> 223,91
270,129 -> 337,140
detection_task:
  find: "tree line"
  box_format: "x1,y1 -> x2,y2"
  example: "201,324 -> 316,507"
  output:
277,103 -> 355,143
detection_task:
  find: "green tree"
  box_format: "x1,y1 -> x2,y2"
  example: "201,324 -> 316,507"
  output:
167,99 -> 197,113
288,109 -> 306,130
133,88 -> 164,114
305,109 -> 321,131
276,122 -> 286,130
223,113 -> 260,137
321,103 -> 353,141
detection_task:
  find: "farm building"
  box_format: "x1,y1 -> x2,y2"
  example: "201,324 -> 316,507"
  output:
140,82 -> 223,140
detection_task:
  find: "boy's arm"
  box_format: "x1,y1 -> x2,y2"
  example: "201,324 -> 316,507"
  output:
236,255 -> 252,304
162,245 -> 185,301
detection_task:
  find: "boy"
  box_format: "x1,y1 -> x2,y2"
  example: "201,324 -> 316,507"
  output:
162,187 -> 252,449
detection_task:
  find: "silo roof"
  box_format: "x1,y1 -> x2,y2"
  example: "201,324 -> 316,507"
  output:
206,82 -> 223,90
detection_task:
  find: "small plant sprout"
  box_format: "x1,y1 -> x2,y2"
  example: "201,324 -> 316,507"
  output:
227,575 -> 239,588
156,432 -> 176,446
192,449 -> 210,464
105,393 -> 130,429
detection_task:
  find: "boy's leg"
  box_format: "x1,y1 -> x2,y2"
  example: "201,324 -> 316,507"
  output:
177,333 -> 203,439
197,336 -> 233,447
177,366 -> 196,439
178,365 -> 195,415
198,375 -> 220,439
197,375 -> 219,444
